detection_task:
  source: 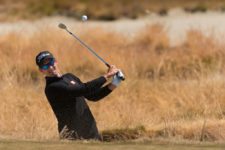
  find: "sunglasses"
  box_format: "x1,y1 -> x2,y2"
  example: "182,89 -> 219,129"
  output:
40,58 -> 55,70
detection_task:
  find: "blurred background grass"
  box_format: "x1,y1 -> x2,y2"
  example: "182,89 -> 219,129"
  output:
1,0 -> 225,21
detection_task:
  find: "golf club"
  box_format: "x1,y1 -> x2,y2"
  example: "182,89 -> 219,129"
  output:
58,23 -> 125,80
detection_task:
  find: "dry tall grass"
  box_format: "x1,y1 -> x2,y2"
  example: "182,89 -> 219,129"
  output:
1,24 -> 225,141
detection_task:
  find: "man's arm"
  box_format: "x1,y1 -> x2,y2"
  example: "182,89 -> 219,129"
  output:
69,73 -> 106,89
84,71 -> 122,101
84,84 -> 116,101
49,65 -> 120,99
48,76 -> 108,98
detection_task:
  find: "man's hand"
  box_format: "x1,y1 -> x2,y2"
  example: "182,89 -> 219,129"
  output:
107,74 -> 122,90
104,65 -> 119,79
112,74 -> 122,87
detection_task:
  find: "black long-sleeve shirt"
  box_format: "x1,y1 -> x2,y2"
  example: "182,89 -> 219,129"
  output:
45,73 -> 112,140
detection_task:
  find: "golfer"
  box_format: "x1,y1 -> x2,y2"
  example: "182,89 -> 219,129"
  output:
35,51 -> 122,140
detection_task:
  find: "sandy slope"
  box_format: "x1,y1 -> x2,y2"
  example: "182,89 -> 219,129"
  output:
1,10 -> 225,45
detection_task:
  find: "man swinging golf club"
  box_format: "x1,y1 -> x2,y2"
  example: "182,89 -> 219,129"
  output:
35,51 -> 122,140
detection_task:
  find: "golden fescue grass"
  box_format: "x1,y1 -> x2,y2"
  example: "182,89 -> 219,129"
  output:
1,24 -> 225,141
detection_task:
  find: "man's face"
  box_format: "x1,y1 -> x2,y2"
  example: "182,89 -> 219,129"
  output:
39,58 -> 61,77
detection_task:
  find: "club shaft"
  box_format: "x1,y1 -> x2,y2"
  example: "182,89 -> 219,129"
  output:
65,29 -> 110,68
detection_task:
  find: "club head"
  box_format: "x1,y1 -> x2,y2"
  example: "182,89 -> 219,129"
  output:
58,23 -> 67,30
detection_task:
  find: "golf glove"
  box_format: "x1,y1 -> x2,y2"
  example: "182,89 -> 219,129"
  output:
112,74 -> 122,87
117,70 -> 125,80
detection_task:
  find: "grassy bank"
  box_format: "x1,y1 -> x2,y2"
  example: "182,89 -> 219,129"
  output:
1,140 -> 225,150
0,141 -> 224,150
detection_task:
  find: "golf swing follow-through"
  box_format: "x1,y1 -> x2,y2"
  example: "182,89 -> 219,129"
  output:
35,22 -> 124,140
58,23 -> 125,81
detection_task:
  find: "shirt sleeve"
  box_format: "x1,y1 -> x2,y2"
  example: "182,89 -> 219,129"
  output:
84,85 -> 112,101
48,76 -> 107,99
68,73 -> 106,89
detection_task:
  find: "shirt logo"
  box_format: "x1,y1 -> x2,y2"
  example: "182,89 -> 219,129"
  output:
70,80 -> 76,85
